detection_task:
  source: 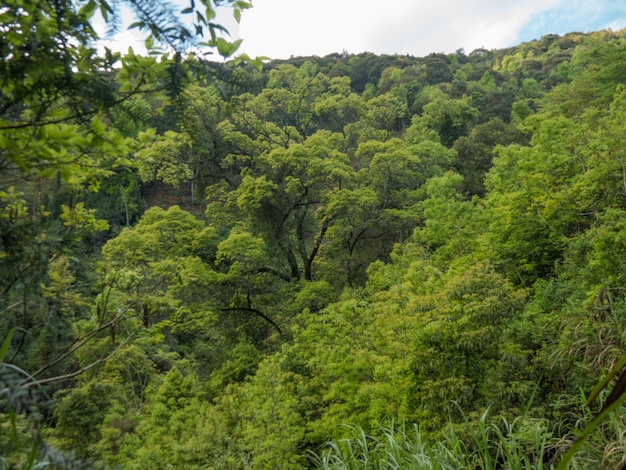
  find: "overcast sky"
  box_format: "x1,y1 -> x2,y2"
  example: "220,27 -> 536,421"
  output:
100,0 -> 626,59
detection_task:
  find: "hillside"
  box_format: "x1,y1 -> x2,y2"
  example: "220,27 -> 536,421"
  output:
3,20 -> 626,467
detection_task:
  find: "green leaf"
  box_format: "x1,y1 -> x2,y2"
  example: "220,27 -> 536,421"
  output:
99,0 -> 113,20
196,10 -> 207,27
216,38 -> 243,59
205,6 -> 216,21
555,387 -> 626,470
586,354 -> 626,407
79,0 -> 98,18
0,328 -> 14,362
234,53 -> 268,71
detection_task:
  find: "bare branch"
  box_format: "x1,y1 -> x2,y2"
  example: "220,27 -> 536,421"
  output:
29,310 -> 128,379
254,266 -> 293,282
221,307 -> 282,335
304,215 -> 334,281
22,326 -> 141,388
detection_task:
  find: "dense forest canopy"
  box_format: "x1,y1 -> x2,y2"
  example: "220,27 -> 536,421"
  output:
3,2 -> 626,466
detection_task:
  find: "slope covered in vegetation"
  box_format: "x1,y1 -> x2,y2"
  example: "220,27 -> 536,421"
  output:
3,11 -> 626,467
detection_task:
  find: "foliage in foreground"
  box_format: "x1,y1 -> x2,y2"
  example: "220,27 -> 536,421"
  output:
312,403 -> 626,470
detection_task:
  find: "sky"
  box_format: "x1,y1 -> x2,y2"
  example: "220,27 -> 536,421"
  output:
98,0 -> 626,60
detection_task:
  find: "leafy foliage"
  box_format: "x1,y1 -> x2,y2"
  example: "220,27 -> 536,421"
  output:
5,13 -> 626,468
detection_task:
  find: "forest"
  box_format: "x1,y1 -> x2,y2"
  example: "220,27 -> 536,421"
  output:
4,0 -> 626,468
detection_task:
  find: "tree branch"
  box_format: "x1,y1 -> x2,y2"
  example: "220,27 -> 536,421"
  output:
304,215 -> 334,281
254,266 -> 293,282
221,307 -> 282,335
0,76 -> 151,131
29,311 -> 127,379
21,326 -> 141,388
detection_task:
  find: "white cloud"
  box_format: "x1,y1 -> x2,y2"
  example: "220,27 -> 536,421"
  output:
236,0 -> 565,59
91,0 -> 626,60
606,17 -> 626,31
237,0 -> 368,57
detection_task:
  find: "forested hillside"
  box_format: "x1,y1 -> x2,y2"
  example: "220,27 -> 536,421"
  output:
3,3 -> 626,466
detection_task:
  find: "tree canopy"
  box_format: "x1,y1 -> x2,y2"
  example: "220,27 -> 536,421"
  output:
3,13 -> 626,467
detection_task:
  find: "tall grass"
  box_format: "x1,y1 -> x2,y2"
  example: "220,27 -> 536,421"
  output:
310,404 -> 626,469
310,413 -> 555,469
310,421 -> 468,470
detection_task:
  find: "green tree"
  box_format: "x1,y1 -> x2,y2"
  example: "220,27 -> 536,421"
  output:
413,171 -> 484,267
313,76 -> 366,136
544,36 -> 626,116
217,357 -> 308,469
453,117 -> 528,196
0,0 -> 254,368
231,130 -> 351,283
418,91 -> 479,147
0,3 -> 254,463
364,92 -> 409,139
